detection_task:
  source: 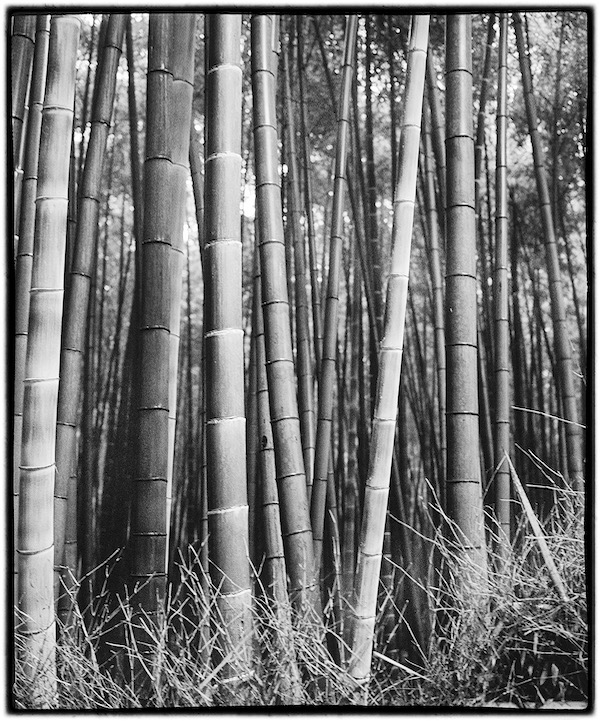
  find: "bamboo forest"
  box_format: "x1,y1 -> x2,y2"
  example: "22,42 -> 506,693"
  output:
10,10 -> 589,710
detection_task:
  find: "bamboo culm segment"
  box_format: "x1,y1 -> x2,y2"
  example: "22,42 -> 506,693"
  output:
512,12 -> 583,492
251,13 -> 316,608
349,15 -> 429,690
130,12 -> 172,623
17,15 -> 80,707
55,13 -> 126,603
205,13 -> 252,677
310,14 -> 358,575
444,14 -> 488,577
493,13 -> 511,548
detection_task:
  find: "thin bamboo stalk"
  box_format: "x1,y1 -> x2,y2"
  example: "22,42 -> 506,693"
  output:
16,15 -> 80,706
493,13 -> 511,551
348,14 -> 429,693
513,12 -> 583,492
283,42 -> 316,492
311,15 -> 358,575
422,115 -> 446,482
296,16 -> 323,365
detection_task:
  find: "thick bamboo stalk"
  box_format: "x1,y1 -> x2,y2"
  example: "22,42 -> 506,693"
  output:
13,15 -> 50,597
130,12 -> 172,633
349,14 -> 429,692
166,12 -> 196,568
55,13 -> 125,605
513,12 -> 583,492
204,13 -> 252,678
16,15 -> 80,706
311,15 -> 358,575
251,13 -> 316,608
444,14 -> 488,577
493,14 -> 511,550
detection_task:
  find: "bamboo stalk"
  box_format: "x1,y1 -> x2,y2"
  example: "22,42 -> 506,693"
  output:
204,13 -> 252,679
251,13 -> 316,608
311,14 -> 358,575
444,14 -> 488,577
55,12 -> 126,609
16,15 -> 80,706
13,15 -> 50,601
130,12 -> 172,640
493,13 -> 511,551
349,14 -> 429,693
513,12 -> 583,492
166,12 -> 196,569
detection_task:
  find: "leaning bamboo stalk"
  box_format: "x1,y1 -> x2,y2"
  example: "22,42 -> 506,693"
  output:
16,15 -> 80,706
348,14 -> 429,693
13,15 -> 50,599
251,13 -> 316,608
310,14 -> 358,575
166,12 -> 196,567
55,13 -> 126,605
204,13 -> 252,678
444,14 -> 488,577
512,12 -> 583,492
493,13 -> 511,549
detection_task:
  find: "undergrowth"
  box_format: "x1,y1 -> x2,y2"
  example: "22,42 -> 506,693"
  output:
13,486 -> 587,709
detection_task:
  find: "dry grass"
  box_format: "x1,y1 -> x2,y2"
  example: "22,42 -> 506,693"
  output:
13,484 -> 587,709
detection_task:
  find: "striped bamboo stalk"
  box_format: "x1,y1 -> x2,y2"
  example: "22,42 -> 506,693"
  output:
513,12 -> 583,492
310,14 -> 358,575
251,13 -> 316,609
204,13 -> 252,678
16,15 -> 80,706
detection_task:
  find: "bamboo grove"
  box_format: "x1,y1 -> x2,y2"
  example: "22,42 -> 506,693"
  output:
10,11 -> 588,709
